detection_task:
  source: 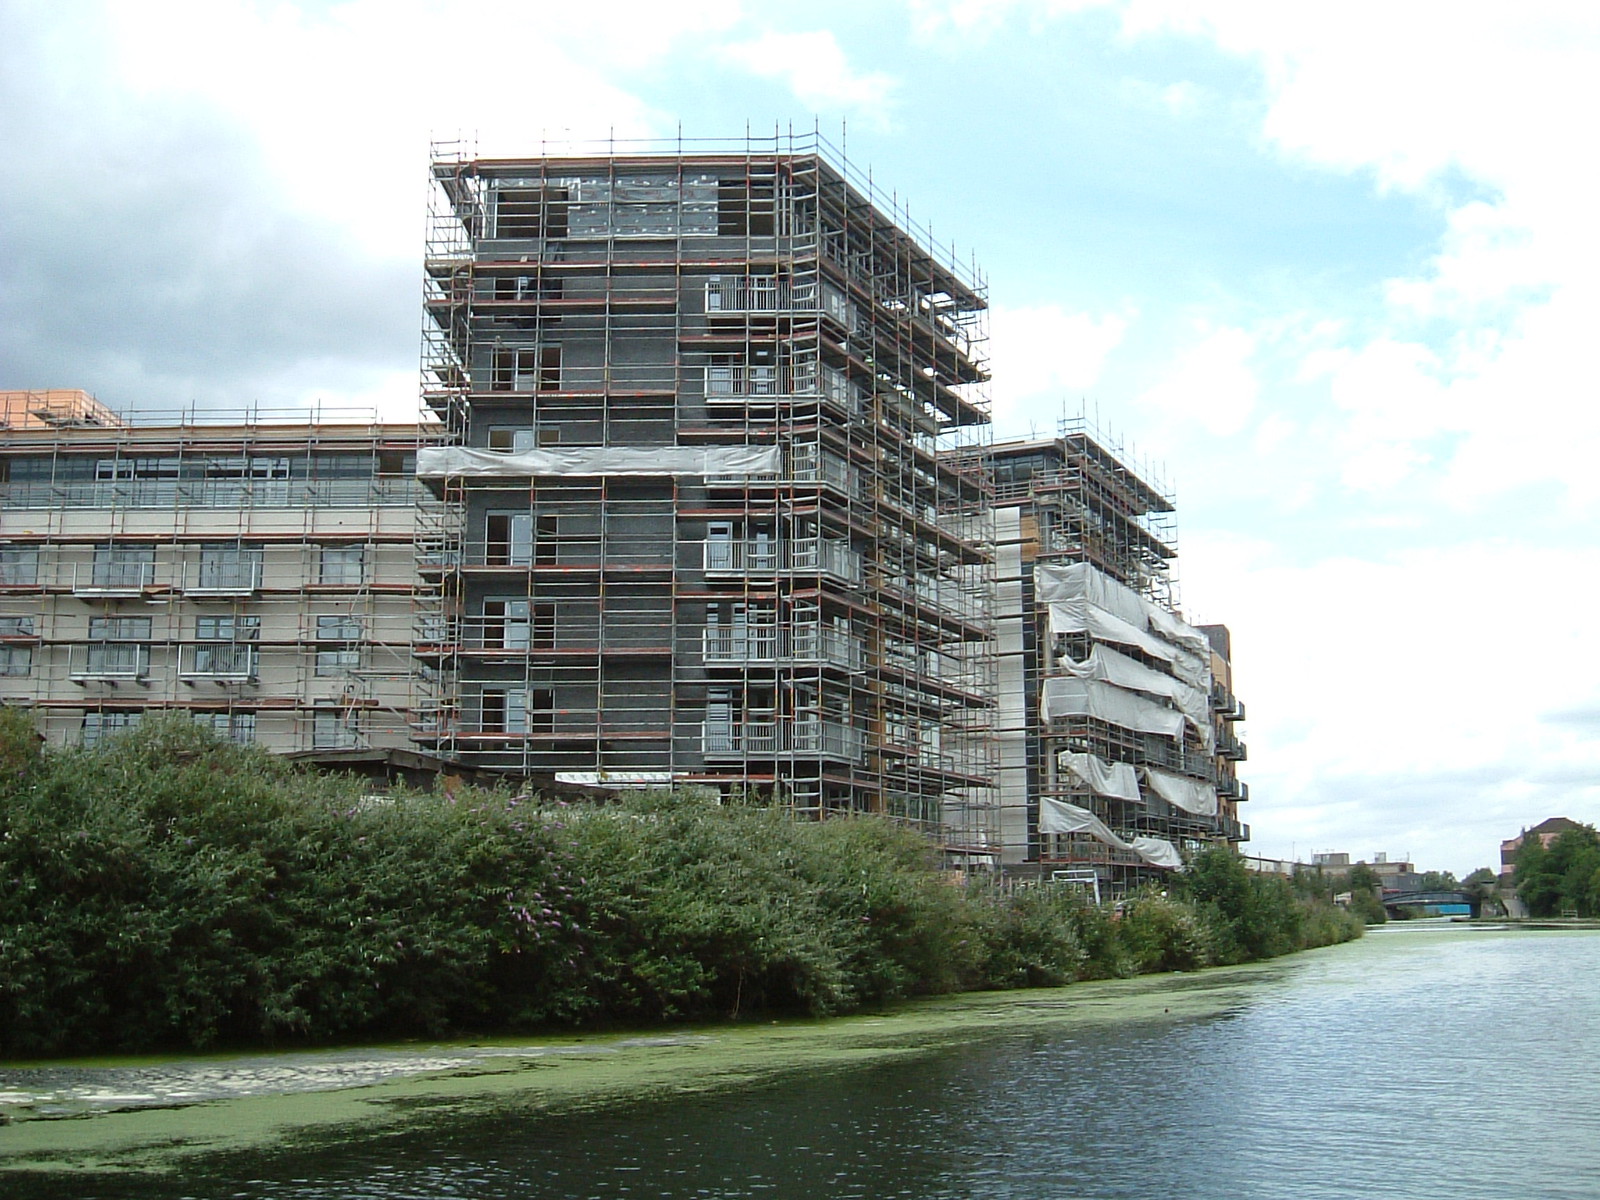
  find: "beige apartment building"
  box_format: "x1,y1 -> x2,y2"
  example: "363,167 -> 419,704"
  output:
0,393 -> 443,757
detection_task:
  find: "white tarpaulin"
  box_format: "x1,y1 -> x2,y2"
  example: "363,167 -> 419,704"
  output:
1035,562 -> 1147,628
416,445 -> 782,479
1040,676 -> 1185,739
1142,765 -> 1219,817
1058,751 -> 1142,803
1147,604 -> 1212,658
1037,562 -> 1213,690
1046,599 -> 1179,665
1038,798 -> 1131,848
1059,645 -> 1212,747
1130,836 -> 1183,869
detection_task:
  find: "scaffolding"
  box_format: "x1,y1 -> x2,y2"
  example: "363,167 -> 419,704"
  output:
0,403 -> 444,758
982,416 -> 1247,893
416,132 -> 999,864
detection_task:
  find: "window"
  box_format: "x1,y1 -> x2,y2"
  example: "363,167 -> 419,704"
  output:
196,711 -> 256,744
196,544 -> 262,591
0,616 -> 36,637
95,458 -> 180,482
486,512 -> 533,566
313,707 -> 360,749
0,646 -> 31,676
202,456 -> 291,481
483,598 -> 531,650
494,187 -> 568,239
315,614 -> 363,675
491,346 -> 560,392
488,427 -> 537,452
717,179 -> 776,236
319,546 -> 365,586
0,546 -> 39,586
196,614 -> 259,641
316,614 -> 362,641
90,546 -> 154,589
481,687 -> 553,734
83,710 -> 141,747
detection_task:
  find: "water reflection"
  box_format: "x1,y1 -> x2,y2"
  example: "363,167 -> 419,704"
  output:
9,927 -> 1600,1200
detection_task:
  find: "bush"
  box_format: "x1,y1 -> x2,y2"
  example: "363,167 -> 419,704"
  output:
0,718 -> 1363,1056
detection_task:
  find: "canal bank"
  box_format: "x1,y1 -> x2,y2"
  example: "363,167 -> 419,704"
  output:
6,923 -> 1600,1199
0,953 -> 1301,1176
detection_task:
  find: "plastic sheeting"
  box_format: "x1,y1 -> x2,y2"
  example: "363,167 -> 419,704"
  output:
1058,751 -> 1142,803
1037,800 -> 1184,870
1036,561 -> 1146,628
416,445 -> 782,480
1038,798 -> 1129,846
1143,765 -> 1219,817
1037,561 -> 1213,689
1040,676 -> 1185,739
1129,836 -> 1183,869
1059,645 -> 1212,747
1047,599 -> 1178,665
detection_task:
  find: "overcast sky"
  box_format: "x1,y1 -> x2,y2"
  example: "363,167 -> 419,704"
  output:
4,0 -> 1596,875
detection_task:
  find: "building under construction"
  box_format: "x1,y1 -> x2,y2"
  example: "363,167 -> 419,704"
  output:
1,145 -> 1254,878
415,135 -> 998,860
984,424 -> 1248,892
0,392 -> 443,761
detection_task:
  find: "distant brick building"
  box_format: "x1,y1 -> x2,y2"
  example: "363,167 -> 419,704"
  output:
1500,817 -> 1583,885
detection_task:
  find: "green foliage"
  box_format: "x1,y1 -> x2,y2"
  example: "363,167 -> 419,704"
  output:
0,720 -> 1364,1056
1119,892 -> 1212,972
1515,824 -> 1600,917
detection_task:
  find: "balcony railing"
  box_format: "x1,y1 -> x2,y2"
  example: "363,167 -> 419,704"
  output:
702,718 -> 863,761
704,364 -> 819,399
788,624 -> 865,670
184,560 -> 263,596
706,276 -> 814,313
702,626 -> 778,663
181,644 -> 260,680
74,561 -> 156,595
702,538 -> 860,583
69,644 -> 150,680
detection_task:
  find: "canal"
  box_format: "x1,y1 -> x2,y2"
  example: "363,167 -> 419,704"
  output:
3,923 -> 1598,1198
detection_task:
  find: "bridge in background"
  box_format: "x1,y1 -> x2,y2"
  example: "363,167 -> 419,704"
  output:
1383,890 -> 1479,919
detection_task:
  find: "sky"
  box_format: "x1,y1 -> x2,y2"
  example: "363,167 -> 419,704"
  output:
3,0 -> 1597,876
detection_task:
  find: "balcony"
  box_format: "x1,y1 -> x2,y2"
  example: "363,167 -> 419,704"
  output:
702,538 -> 861,584
788,624 -> 865,671
1211,683 -> 1245,722
72,561 -> 157,597
703,363 -> 818,400
702,626 -> 778,664
69,644 -> 150,682
181,644 -> 260,681
702,718 -> 863,762
183,560 -> 263,597
1216,730 -> 1247,761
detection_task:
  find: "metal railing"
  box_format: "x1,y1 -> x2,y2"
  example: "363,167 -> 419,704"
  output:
69,644 -> 150,680
181,644 -> 260,679
184,559 -> 263,595
73,561 -> 157,594
702,718 -> 863,761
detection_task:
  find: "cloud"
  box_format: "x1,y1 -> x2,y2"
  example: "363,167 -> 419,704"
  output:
987,304 -> 1129,431
1181,536 -> 1600,872
715,30 -> 898,129
1135,324 -> 1258,437
0,4 -> 416,412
